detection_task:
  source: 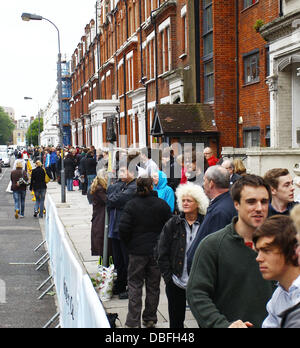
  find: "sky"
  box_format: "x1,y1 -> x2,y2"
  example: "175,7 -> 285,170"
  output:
0,0 -> 97,120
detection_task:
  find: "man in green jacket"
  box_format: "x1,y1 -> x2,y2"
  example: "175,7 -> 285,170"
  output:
186,175 -> 276,328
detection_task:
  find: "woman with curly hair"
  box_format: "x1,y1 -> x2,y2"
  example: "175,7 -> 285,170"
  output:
158,182 -> 209,328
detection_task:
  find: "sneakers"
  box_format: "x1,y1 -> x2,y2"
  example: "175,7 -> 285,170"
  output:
15,210 -> 19,219
142,320 -> 156,328
19,215 -> 24,218
34,211 -> 38,217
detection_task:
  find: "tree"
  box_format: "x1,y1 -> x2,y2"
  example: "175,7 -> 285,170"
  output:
0,107 -> 15,144
26,118 -> 44,146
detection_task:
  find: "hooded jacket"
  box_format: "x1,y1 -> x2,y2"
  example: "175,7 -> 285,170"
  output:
153,171 -> 175,213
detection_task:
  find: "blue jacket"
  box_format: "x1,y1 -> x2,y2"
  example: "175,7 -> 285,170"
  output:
107,179 -> 137,239
50,151 -> 58,165
153,171 -> 175,213
187,191 -> 237,273
45,153 -> 51,168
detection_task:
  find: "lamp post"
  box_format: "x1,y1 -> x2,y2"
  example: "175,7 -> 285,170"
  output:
24,96 -> 41,147
22,12 -> 66,203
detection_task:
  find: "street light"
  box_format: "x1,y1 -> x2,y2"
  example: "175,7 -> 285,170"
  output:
24,96 -> 41,147
22,12 -> 66,203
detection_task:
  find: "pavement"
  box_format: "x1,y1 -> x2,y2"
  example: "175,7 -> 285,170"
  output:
45,181 -> 198,328
0,165 -> 57,328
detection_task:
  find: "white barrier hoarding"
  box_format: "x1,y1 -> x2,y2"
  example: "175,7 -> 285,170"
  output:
45,195 -> 110,328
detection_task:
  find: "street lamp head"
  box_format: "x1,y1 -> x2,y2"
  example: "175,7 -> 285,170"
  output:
24,97 -> 33,100
21,13 -> 43,21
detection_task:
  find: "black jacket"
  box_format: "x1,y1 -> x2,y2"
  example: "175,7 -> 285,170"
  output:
119,191 -> 172,255
85,155 -> 97,176
158,213 -> 204,285
30,166 -> 46,191
64,156 -> 76,179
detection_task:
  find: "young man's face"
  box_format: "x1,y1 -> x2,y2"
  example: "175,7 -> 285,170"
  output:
234,185 -> 269,230
271,174 -> 295,204
255,236 -> 288,283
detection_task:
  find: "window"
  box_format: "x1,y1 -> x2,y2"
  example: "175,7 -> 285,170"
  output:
159,19 -> 171,73
182,15 -> 187,54
243,128 -> 260,147
204,60 -> 214,102
127,52 -> 134,92
203,0 -> 213,57
244,52 -> 259,84
243,0 -> 258,9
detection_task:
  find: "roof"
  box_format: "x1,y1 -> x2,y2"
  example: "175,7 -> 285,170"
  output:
151,104 -> 218,136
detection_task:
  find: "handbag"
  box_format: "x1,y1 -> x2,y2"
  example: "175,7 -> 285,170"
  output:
44,168 -> 51,184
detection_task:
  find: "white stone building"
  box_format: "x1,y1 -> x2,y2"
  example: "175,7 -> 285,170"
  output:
40,90 -> 60,147
261,0 -> 300,149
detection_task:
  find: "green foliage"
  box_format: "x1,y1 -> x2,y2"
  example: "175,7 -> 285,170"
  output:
254,19 -> 264,32
0,107 -> 15,144
26,117 -> 44,146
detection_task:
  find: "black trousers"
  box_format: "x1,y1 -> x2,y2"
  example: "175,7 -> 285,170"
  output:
111,238 -> 129,293
126,254 -> 161,327
50,163 -> 56,180
165,279 -> 187,328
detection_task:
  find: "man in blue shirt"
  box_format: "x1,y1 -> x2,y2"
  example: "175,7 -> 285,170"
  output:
50,147 -> 58,181
187,165 -> 237,273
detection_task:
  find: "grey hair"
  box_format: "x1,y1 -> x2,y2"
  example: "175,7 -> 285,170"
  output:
222,159 -> 234,169
205,165 -> 230,189
176,182 -> 209,215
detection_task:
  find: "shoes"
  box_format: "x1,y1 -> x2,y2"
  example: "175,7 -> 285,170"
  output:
34,211 -> 38,217
119,291 -> 128,300
15,210 -> 19,219
142,320 -> 156,328
125,325 -> 140,328
19,215 -> 24,219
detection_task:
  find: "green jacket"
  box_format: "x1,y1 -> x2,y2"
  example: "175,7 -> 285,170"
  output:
186,217 -> 275,328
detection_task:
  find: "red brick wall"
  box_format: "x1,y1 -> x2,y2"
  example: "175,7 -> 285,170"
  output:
238,0 -> 278,147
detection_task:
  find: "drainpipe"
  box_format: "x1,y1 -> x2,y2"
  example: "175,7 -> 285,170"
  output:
125,0 -> 129,39
151,11 -> 159,107
140,0 -> 149,146
194,0 -> 201,103
123,53 -> 128,147
95,1 -> 102,100
279,0 -> 283,17
235,0 -> 240,148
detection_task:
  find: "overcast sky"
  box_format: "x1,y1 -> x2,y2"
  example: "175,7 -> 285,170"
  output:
0,0 -> 97,120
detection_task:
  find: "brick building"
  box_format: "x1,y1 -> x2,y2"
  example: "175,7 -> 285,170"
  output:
70,0 -> 281,154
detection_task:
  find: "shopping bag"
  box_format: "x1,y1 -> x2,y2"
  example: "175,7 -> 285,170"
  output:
95,256 -> 114,302
6,181 -> 13,193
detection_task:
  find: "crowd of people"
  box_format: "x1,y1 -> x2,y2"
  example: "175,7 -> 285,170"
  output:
8,144 -> 300,328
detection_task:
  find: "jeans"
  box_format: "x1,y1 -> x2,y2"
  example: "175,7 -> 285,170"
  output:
87,174 -> 96,192
34,189 -> 46,217
13,191 -> 26,216
66,178 -> 73,191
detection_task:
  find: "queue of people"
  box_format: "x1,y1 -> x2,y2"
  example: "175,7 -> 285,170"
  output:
8,144 -> 300,328
84,145 -> 300,329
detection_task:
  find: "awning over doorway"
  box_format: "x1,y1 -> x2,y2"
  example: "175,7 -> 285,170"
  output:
151,104 -> 218,137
